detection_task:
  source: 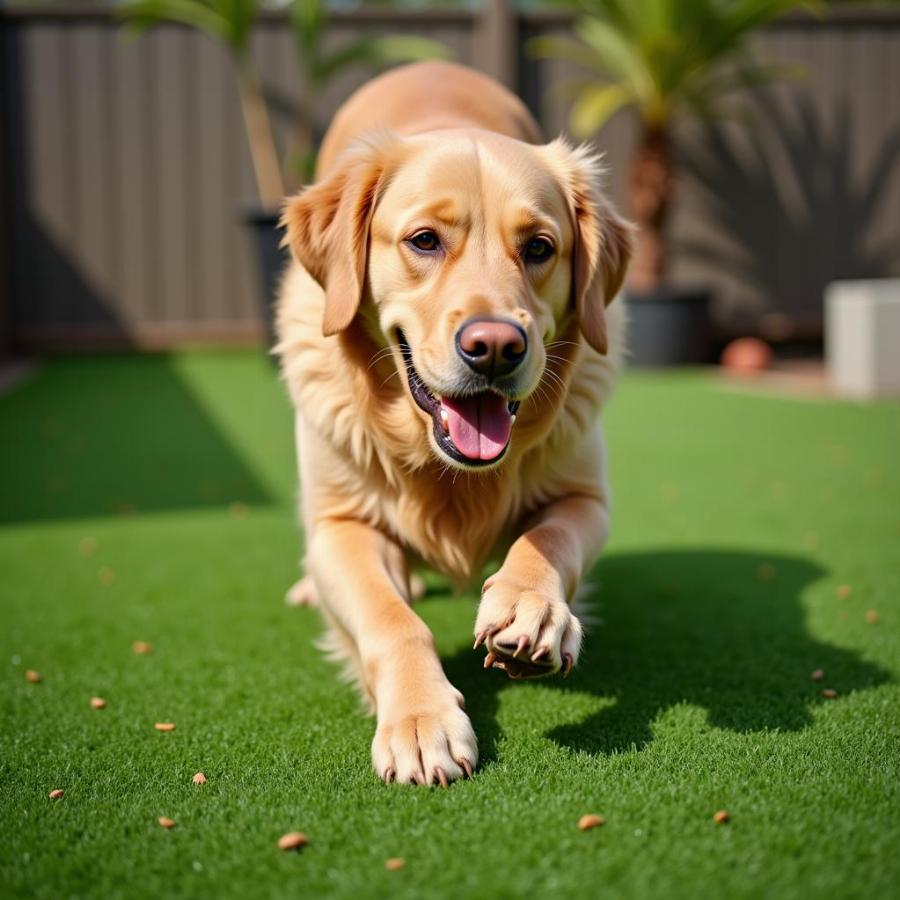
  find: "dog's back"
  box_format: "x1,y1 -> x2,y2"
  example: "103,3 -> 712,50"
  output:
316,61 -> 542,177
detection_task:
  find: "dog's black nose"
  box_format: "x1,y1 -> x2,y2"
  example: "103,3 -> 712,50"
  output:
455,318 -> 527,378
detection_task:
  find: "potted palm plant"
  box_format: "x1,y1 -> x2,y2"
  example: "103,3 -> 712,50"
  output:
120,0 -> 447,347
531,0 -> 815,365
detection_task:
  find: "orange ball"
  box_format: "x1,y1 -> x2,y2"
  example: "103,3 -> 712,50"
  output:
721,338 -> 772,373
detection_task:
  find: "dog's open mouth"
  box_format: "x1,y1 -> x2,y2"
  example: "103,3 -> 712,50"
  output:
398,332 -> 520,467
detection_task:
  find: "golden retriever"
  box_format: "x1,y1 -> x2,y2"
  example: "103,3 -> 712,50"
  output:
276,61 -> 631,786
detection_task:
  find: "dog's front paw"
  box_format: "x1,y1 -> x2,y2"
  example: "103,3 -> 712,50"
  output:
474,577 -> 583,678
372,684 -> 477,786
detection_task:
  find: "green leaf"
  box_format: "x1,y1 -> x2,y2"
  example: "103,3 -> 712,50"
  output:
575,17 -> 656,105
535,0 -> 819,128
366,35 -> 451,65
526,34 -> 611,73
550,73 -> 614,105
313,35 -> 449,84
290,0 -> 326,59
117,0 -> 259,56
570,82 -> 631,136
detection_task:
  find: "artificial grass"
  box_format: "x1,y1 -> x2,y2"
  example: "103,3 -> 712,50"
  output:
1,351 -> 898,900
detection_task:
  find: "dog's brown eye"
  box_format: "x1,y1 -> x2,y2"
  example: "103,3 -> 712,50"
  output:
524,237 -> 554,263
408,230 -> 440,253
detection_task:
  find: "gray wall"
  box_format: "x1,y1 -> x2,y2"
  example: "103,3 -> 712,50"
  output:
2,4 -> 899,350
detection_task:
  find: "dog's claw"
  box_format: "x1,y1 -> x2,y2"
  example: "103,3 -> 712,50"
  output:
513,635 -> 529,658
562,652 -> 574,677
483,651 -> 496,669
383,767 -> 395,784
435,767 -> 449,789
459,758 -> 473,778
473,631 -> 487,650
531,646 -> 549,662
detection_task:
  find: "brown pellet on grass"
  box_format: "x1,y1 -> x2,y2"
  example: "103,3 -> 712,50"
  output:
836,584 -> 853,600
158,817 -> 176,829
79,537 -> 97,558
25,670 -> 42,683
713,810 -> 730,824
90,697 -> 107,710
810,669 -> 824,682
578,814 -> 605,832
48,789 -> 64,800
865,610 -> 880,624
132,641 -> 153,655
821,688 -> 838,699
154,722 -> 175,732
385,858 -> 405,871
277,832 -> 309,851
192,772 -> 207,785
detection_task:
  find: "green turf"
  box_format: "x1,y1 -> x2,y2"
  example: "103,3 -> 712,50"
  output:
1,351 -> 898,900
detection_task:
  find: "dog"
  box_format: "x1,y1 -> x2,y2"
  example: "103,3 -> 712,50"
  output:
276,61 -> 631,786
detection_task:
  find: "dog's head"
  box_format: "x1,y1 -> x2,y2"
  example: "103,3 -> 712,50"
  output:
283,130 -> 631,471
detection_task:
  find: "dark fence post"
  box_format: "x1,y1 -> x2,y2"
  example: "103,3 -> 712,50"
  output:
476,0 -> 517,88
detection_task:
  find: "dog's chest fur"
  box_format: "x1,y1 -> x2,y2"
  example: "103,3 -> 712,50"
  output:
278,265 -> 622,586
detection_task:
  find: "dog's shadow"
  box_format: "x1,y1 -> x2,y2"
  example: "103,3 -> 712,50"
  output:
440,549 -> 889,767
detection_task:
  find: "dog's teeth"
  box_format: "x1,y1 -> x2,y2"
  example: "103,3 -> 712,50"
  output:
440,408 -> 449,432
511,414 -> 517,425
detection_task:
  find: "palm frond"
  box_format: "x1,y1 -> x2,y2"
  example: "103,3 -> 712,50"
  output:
312,35 -> 449,84
539,0 -> 821,130
118,0 -> 260,56
570,82 -> 632,136
290,0 -> 326,60
575,17 -> 656,104
526,34 -> 612,73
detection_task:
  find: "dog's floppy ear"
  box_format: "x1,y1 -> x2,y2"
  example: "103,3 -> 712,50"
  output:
281,136 -> 397,336
545,139 -> 633,355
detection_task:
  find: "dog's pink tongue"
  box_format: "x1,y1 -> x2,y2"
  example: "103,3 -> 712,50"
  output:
440,393 -> 512,461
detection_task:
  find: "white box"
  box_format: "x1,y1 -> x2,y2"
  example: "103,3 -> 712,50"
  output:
826,279 -> 900,399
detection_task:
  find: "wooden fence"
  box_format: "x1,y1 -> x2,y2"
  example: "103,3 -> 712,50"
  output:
1,3 -> 899,351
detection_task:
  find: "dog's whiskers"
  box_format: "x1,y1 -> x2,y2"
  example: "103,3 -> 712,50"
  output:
543,373 -> 568,398
367,344 -> 401,372
539,369 -> 567,403
379,369 -> 403,391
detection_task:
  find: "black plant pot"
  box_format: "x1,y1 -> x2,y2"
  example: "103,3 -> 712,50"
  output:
623,286 -> 712,367
242,207 -> 290,355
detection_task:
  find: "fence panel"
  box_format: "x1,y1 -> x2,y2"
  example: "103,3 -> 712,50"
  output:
2,6 -> 899,349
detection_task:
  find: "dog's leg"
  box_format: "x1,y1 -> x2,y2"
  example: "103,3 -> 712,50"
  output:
285,574 -> 319,607
308,519 -> 477,785
409,572 -> 427,602
474,495 -> 609,679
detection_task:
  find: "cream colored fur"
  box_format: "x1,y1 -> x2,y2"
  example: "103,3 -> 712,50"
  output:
276,62 -> 631,786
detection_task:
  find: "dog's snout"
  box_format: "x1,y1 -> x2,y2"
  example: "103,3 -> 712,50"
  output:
455,318 -> 528,378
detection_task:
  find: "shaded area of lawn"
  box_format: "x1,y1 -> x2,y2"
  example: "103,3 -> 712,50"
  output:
0,354 -> 284,524
446,549 -> 889,771
1,353 -> 898,900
